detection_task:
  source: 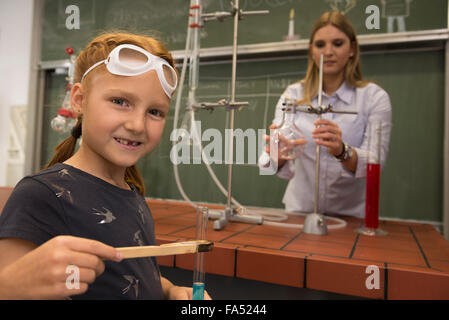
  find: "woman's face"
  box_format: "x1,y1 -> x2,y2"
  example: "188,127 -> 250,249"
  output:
310,24 -> 354,77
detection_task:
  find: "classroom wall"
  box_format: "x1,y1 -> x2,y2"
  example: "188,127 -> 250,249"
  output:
0,0 -> 34,186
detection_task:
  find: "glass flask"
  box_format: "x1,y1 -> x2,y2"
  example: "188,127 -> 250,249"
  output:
50,114 -> 68,132
50,90 -> 76,133
271,105 -> 305,160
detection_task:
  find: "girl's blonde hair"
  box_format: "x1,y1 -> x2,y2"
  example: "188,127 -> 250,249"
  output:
44,32 -> 176,195
298,11 -> 369,105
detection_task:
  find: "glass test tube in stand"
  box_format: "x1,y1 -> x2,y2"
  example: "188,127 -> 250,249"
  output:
193,206 -> 208,300
356,120 -> 387,236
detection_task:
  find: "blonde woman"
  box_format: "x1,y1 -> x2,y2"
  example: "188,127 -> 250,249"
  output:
261,11 -> 392,218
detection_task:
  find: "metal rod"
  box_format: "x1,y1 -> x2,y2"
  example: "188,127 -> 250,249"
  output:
329,110 -> 358,114
201,9 -> 268,22
195,100 -> 249,111
317,54 -> 323,107
314,54 -> 324,214
226,0 -> 240,209
188,0 -> 201,109
241,10 -> 270,16
444,39 -> 449,240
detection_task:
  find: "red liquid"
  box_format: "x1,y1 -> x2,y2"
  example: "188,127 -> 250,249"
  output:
365,163 -> 380,229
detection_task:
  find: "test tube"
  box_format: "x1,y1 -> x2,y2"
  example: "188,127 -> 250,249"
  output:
192,206 -> 208,300
356,120 -> 387,236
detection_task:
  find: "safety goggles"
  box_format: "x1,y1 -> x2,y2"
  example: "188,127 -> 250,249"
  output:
81,44 -> 178,98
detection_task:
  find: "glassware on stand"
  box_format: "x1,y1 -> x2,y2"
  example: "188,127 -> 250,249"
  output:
271,105 -> 305,161
51,86 -> 77,133
51,47 -> 77,133
51,108 -> 73,132
355,120 -> 387,236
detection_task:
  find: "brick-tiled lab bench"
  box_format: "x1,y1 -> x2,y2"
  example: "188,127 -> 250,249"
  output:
1,187 -> 448,299
148,199 -> 449,300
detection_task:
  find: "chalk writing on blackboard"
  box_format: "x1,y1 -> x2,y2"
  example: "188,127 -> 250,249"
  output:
326,0 -> 357,14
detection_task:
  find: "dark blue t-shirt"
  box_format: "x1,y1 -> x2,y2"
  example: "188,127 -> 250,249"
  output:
0,163 -> 164,299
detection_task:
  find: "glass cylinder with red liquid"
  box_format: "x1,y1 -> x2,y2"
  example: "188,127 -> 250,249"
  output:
356,120 -> 387,236
365,162 -> 380,229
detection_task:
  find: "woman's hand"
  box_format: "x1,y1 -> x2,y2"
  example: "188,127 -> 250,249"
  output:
312,119 -> 344,156
264,124 -> 307,168
0,236 -> 122,299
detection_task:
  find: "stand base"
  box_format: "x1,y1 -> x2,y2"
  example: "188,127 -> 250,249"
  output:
212,207 -> 263,230
355,227 -> 388,236
303,213 -> 328,235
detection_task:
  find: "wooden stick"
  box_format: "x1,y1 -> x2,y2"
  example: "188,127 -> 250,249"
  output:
116,240 -> 213,259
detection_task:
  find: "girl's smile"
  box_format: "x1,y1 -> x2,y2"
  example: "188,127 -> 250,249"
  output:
113,137 -> 142,149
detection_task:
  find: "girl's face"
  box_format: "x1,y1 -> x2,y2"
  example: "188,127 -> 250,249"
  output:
310,24 -> 354,77
77,70 -> 170,170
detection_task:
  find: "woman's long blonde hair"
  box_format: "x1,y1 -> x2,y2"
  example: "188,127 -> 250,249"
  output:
44,32 -> 176,195
298,11 -> 369,105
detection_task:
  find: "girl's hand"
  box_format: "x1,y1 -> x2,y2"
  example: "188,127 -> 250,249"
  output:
166,285 -> 212,300
312,119 -> 344,156
0,236 -> 122,299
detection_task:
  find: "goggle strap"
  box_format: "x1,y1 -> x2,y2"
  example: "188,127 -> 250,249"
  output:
81,59 -> 106,82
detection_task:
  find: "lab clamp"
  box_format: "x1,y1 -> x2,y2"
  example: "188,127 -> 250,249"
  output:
183,3 -> 357,234
183,0 -> 269,230
282,55 -> 357,235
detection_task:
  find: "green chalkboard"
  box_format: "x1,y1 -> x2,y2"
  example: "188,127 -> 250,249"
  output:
39,0 -> 446,224
41,0 -> 447,61
40,48 -> 445,223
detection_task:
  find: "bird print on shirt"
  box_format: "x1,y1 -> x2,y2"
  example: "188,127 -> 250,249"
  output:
122,275 -> 139,298
137,204 -> 146,224
133,230 -> 145,246
51,184 -> 73,204
92,207 -> 116,224
58,168 -> 74,179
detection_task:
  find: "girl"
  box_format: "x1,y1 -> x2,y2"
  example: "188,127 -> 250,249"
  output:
0,32 -> 208,299
261,11 -> 392,218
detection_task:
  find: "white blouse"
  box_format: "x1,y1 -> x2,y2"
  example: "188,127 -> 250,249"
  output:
259,81 -> 392,218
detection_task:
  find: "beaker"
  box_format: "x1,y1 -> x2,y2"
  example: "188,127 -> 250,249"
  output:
356,120 -> 387,236
51,85 -> 76,133
272,106 -> 305,160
